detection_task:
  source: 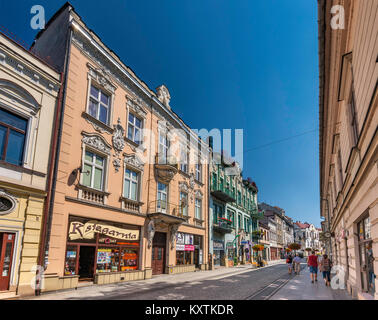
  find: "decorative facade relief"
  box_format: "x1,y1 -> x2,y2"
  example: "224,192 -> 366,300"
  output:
156,85 -> 171,109
147,219 -> 155,249
170,224 -> 180,249
124,153 -> 145,172
0,189 -> 18,215
112,118 -> 126,154
82,132 -> 112,155
87,63 -> 117,93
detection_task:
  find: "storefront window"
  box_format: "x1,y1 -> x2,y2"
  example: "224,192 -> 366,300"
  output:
176,251 -> 185,265
96,248 -> 119,273
120,248 -> 138,271
66,216 -> 140,277
176,232 -> 195,265
65,246 -> 78,275
357,216 -> 375,295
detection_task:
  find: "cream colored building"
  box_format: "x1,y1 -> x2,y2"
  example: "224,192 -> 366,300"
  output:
0,33 -> 60,298
319,0 -> 377,300
29,2 -> 209,294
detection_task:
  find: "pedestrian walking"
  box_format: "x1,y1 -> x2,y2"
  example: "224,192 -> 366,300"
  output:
286,254 -> 293,274
319,254 -> 332,286
293,253 -> 301,275
307,250 -> 318,283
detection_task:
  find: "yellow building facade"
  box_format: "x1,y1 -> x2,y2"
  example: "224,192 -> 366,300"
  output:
0,33 -> 61,298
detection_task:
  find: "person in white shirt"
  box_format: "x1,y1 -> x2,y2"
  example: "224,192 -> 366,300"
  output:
293,254 -> 302,275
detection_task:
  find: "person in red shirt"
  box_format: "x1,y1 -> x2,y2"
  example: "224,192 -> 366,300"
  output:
307,251 -> 318,283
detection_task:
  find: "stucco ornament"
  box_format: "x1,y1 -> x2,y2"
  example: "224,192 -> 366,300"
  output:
124,153 -> 145,171
112,158 -> 121,172
0,189 -> 18,215
170,224 -> 180,249
112,118 -> 126,155
156,85 -> 171,108
82,132 -> 111,155
147,219 -> 156,249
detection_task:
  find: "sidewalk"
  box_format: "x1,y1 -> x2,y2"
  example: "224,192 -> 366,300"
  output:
270,264 -> 354,300
25,261 -> 286,300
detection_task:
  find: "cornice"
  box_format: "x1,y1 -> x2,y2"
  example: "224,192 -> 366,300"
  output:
0,45 -> 60,94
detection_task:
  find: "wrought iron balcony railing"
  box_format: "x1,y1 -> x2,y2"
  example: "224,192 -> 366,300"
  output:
213,217 -> 233,234
210,180 -> 236,203
147,200 -> 189,220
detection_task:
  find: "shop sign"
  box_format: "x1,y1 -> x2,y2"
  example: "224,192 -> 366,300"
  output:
69,221 -> 139,241
185,245 -> 194,251
176,244 -> 185,251
176,232 -> 185,244
213,240 -> 224,250
226,241 -> 234,249
177,232 -> 194,245
185,234 -> 194,245
241,240 -> 248,245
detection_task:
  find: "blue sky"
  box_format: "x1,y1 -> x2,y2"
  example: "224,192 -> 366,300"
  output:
0,0 -> 320,226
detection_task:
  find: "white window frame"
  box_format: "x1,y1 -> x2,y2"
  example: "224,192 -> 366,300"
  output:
195,198 -> 202,220
157,182 -> 168,213
81,148 -> 106,191
158,131 -> 170,163
179,191 -> 188,216
87,84 -> 111,125
180,143 -> 189,173
123,167 -> 140,201
127,112 -> 143,145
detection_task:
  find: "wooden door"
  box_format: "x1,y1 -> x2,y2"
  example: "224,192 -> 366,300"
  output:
0,233 -> 15,291
152,232 -> 166,275
152,246 -> 165,275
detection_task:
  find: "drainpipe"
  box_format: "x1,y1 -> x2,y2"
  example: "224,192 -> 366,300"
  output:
35,28 -> 73,295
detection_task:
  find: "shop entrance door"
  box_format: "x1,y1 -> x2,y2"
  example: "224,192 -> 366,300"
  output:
152,232 -> 166,275
0,233 -> 15,291
78,246 -> 95,280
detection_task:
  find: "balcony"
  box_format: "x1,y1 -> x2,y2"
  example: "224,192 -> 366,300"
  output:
147,200 -> 189,224
210,181 -> 236,203
213,217 -> 233,234
249,207 -> 264,220
154,153 -> 178,183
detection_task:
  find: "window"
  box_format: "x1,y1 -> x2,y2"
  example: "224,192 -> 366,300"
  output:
88,85 -> 110,124
348,91 -> 359,146
158,132 -> 169,163
238,214 -> 242,230
213,203 -> 224,224
238,191 -> 241,205
82,150 -> 105,190
127,113 -> 142,144
179,192 -> 188,216
228,209 -> 235,227
337,149 -> 343,190
157,182 -> 168,212
180,144 -> 188,173
124,168 -> 139,201
0,108 -> 27,166
195,199 -> 202,220
196,163 -> 202,182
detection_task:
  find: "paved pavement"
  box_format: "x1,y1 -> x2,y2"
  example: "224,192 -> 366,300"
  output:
24,259 -> 352,300
26,261 -> 290,300
270,263 -> 353,300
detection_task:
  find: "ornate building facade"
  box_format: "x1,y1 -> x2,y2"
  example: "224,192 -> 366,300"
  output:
319,0 -> 377,299
0,33 -> 61,297
30,3 -> 209,293
209,151 -> 261,267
